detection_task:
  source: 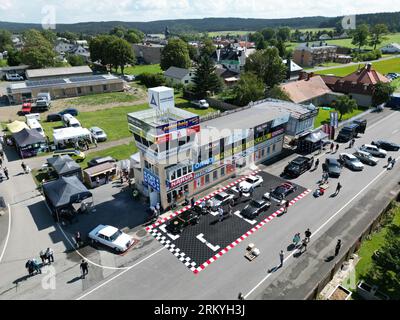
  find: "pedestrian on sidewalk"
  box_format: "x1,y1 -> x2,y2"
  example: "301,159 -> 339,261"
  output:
305,228 -> 312,243
26,259 -> 34,276
93,137 -> 98,148
39,250 -> 47,265
330,142 -> 334,153
218,207 -> 224,222
387,156 -> 393,167
46,248 -> 54,264
351,138 -> 355,148
283,200 -> 290,213
238,292 -> 245,300
293,233 -> 301,247
3,167 -> 9,180
32,258 -> 41,274
21,161 -> 27,173
80,260 -> 89,279
300,239 -> 308,253
335,239 -> 342,257
279,250 -> 284,267
75,231 -> 82,248
391,158 -> 396,169
314,158 -> 320,170
335,144 -> 339,153
191,197 -> 195,208
335,182 -> 342,196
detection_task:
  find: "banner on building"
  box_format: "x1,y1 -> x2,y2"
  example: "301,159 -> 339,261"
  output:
330,112 -> 339,128
143,169 -> 161,192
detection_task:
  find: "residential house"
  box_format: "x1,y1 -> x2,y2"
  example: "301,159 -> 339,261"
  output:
211,43 -> 255,73
380,43 -> 400,54
321,63 -> 390,107
293,43 -> 338,67
215,66 -> 240,86
164,67 -> 195,86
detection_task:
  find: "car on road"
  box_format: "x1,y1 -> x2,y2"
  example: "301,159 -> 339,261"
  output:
209,191 -> 235,211
46,113 -> 62,122
90,127 -> 107,142
264,182 -> 297,202
353,150 -> 379,166
59,108 -> 79,116
87,156 -> 116,168
371,140 -> 400,152
53,149 -> 86,162
89,225 -> 133,253
323,158 -> 342,178
20,103 -> 32,115
339,153 -> 364,171
283,156 -> 314,178
240,199 -> 271,220
238,175 -> 263,193
165,209 -> 200,234
360,144 -> 387,158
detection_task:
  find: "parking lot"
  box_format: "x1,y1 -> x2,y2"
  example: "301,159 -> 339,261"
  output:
147,171 -> 309,274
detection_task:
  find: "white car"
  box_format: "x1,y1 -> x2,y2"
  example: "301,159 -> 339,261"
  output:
238,175 -> 263,193
339,153 -> 364,171
90,126 -> 107,142
360,144 -> 387,158
353,150 -> 379,166
89,225 -> 133,253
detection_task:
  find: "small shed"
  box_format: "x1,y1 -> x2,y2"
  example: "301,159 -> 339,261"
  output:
47,155 -> 82,180
83,162 -> 117,188
12,128 -> 47,158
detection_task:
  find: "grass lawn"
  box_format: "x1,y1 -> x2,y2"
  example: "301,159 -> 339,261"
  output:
65,92 -> 139,107
314,107 -> 365,128
174,93 -> 219,116
316,57 -> 400,77
326,33 -> 400,50
391,78 -> 400,92
80,143 -> 137,169
124,64 -> 162,76
0,59 -> 8,67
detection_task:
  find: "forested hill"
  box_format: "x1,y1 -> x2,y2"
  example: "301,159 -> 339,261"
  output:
0,11 -> 399,34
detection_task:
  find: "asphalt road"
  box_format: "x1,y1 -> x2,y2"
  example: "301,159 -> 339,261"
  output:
74,108 -> 400,300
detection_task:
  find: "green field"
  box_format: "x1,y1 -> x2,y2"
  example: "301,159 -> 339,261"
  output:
124,64 -> 162,76
325,33 -> 400,50
391,78 -> 400,92
0,59 -> 7,67
297,27 -> 335,33
314,107 -> 365,128
175,95 -> 219,116
316,57 -> 400,77
65,92 -> 139,107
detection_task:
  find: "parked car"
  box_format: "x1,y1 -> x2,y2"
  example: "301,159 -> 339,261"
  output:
89,225 -> 133,253
90,127 -> 107,142
371,140 -> 400,152
53,149 -> 86,162
240,199 -> 271,220
209,191 -> 234,211
165,209 -> 200,234
87,156 -> 116,168
339,153 -> 364,171
59,108 -> 79,116
323,158 -> 342,178
353,150 -> 379,166
336,124 -> 359,142
360,144 -> 387,158
191,99 -> 210,109
46,113 -> 62,122
225,187 -> 243,205
283,156 -> 314,178
35,92 -> 51,111
6,73 -> 24,81
264,182 -> 297,202
20,103 -> 32,115
238,175 -> 263,193
123,74 -> 135,81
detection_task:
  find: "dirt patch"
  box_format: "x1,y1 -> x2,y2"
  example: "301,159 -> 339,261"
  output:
329,286 -> 351,300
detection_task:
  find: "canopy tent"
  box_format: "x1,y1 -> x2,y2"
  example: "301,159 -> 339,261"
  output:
303,130 -> 328,143
53,127 -> 92,145
43,176 -> 92,211
7,121 -> 29,134
297,129 -> 329,154
13,128 -> 45,147
47,155 -> 82,178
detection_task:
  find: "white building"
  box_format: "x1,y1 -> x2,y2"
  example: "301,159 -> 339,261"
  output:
164,67 -> 195,86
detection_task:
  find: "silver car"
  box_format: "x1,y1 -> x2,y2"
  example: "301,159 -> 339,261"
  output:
353,150 -> 379,166
360,144 -> 387,158
209,191 -> 234,211
90,127 -> 107,142
339,153 -> 364,171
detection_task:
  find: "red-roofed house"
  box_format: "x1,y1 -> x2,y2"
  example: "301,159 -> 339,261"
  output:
320,63 -> 390,107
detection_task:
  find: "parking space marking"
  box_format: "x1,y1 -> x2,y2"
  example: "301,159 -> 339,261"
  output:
234,210 -> 257,225
196,233 -> 221,252
159,224 -> 180,240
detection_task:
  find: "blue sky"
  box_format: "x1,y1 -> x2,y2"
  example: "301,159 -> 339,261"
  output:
0,0 -> 398,24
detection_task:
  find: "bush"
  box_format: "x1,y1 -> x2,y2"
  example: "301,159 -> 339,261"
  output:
353,49 -> 382,62
138,72 -> 166,88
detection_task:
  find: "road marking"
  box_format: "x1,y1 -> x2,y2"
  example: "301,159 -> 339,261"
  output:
244,155 -> 400,299
0,204 -> 11,264
392,129 -> 399,134
76,247 -> 165,300
234,210 -> 257,225
159,224 -> 180,240
196,233 -> 220,252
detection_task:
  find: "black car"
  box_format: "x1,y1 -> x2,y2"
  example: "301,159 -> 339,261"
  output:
371,140 -> 400,151
323,158 -> 342,177
241,199 -> 271,220
87,156 -> 116,168
265,182 -> 297,202
284,156 -> 314,177
46,113 -> 62,122
165,209 -> 200,234
59,108 -> 79,116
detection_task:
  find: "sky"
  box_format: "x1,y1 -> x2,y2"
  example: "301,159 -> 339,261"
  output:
0,0 -> 398,24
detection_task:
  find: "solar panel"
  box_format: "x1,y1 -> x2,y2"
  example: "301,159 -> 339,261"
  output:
69,75 -> 105,83
26,78 -> 66,87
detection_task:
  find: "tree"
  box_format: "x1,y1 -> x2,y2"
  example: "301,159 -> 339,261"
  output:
369,24 -> 389,50
138,73 -> 166,88
160,38 -> 191,71
6,46 -> 21,66
276,39 -> 287,58
20,29 -> 56,68
187,44 -> 198,62
0,29 -> 12,52
66,54 -> 86,66
110,38 -> 135,74
58,31 -> 78,42
261,27 -> 276,42
200,38 -> 216,57
192,54 -> 222,97
89,35 -> 118,71
41,29 -> 57,45
249,32 -> 265,50
351,24 -> 370,51
335,95 -> 358,120
267,85 -> 291,101
277,27 -> 291,42
110,26 -> 127,38
373,82 -> 395,107
233,72 -> 265,106
244,47 -> 287,88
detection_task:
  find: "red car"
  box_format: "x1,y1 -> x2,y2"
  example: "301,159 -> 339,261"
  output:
21,103 -> 32,115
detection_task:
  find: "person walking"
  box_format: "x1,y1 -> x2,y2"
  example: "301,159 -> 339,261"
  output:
314,158 -> 320,170
80,260 -> 89,279
283,200 -> 290,213
32,258 -> 41,274
218,207 -> 224,222
238,292 -> 245,300
46,248 -> 54,264
335,182 -> 342,196
330,142 -> 334,153
21,161 -> 27,174
293,233 -> 301,247
39,250 -> 47,265
391,158 -> 396,168
351,138 -> 355,148
26,259 -> 34,276
279,250 -> 284,267
305,228 -> 312,243
387,156 -> 393,167
300,238 -> 308,253
3,167 -> 9,180
322,171 -> 329,184
93,137 -> 98,148
335,239 -> 342,256
75,231 -> 82,248
335,144 -> 339,153
190,197 -> 195,208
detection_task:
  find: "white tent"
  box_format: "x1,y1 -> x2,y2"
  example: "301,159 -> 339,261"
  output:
53,127 -> 92,145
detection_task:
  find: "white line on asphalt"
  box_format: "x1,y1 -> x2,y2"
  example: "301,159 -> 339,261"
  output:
76,247 -> 165,300
196,233 -> 220,252
234,210 -> 257,225
244,154 -> 400,299
0,204 -> 11,264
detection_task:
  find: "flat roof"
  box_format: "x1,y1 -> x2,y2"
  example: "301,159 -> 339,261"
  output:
26,66 -> 92,79
128,107 -> 197,128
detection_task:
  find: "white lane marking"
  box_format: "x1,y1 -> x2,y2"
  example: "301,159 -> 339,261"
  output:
76,247 -> 165,300
196,233 -> 220,252
0,204 -> 12,263
159,224 -> 180,240
392,129 -> 399,134
234,210 -> 257,225
244,154 -> 400,299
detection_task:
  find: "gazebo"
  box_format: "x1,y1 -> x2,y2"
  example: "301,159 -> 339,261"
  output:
12,128 -> 47,158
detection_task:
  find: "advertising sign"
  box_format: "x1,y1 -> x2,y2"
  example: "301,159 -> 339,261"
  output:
330,112 -> 339,128
148,87 -> 174,111
143,169 -> 160,192
168,172 -> 194,189
193,157 -> 214,171
156,116 -> 200,135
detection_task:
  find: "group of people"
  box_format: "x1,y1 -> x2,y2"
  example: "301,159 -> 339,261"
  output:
329,143 -> 340,154
25,247 -> 54,276
387,156 -> 397,170
292,228 -> 312,253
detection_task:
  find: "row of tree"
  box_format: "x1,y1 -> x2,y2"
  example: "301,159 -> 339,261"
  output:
351,23 -> 390,51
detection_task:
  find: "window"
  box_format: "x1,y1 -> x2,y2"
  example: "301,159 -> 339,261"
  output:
272,144 -> 276,152
179,138 -> 186,147
170,171 -> 176,180
167,192 -> 172,204
103,85 -> 107,91
267,146 -> 271,155
188,166 -> 193,173
261,149 -> 265,157
205,174 -> 210,184
183,167 -> 187,175
213,171 -> 218,180
221,167 -> 225,176
89,86 -> 93,92
177,168 -> 182,178
184,80 -> 189,84
77,87 -> 82,94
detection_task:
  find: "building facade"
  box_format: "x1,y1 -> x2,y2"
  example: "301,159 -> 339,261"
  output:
293,44 -> 338,67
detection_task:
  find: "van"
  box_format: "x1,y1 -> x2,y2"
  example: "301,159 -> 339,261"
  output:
352,119 -> 367,134
34,92 -> 51,111
27,118 -> 45,137
62,114 -> 81,128
25,113 -> 41,122
53,149 -> 86,162
336,124 -> 359,142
